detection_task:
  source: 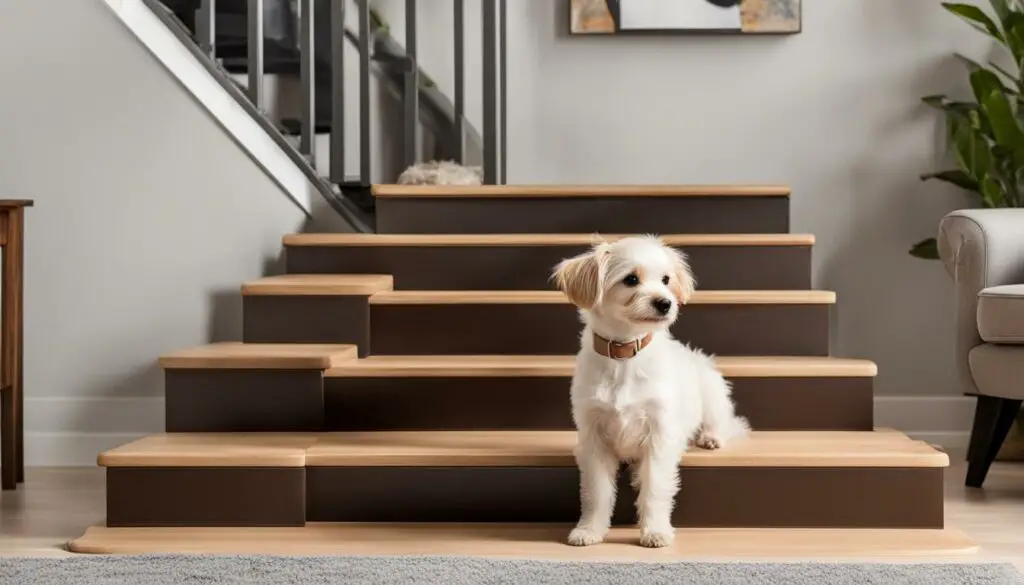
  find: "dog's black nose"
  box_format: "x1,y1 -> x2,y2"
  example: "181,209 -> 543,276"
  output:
652,298 -> 673,316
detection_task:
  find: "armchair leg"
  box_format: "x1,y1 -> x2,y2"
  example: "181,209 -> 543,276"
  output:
966,395 -> 1023,488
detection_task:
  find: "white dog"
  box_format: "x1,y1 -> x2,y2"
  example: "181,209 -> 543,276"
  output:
551,235 -> 749,548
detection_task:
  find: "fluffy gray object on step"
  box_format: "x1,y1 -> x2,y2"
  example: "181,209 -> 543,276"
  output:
1,555 -> 1021,585
397,160 -> 483,185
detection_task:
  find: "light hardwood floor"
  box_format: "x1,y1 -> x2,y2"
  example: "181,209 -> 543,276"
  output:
2,458 -> 1022,567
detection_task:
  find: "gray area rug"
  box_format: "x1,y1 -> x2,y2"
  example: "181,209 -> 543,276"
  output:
1,555 -> 1021,584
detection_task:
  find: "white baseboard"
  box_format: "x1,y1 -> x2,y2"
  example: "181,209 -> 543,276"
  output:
904,431 -> 971,450
873,395 -> 975,432
25,397 -> 164,434
19,395 -> 979,466
25,433 -> 146,468
875,396 -> 974,450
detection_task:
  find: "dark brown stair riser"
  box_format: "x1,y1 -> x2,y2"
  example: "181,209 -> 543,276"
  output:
285,245 -> 812,291
165,370 -> 324,432
324,377 -> 874,431
305,466 -> 943,528
375,197 -> 789,234
243,296 -> 370,357
369,303 -> 830,356
106,468 -> 306,527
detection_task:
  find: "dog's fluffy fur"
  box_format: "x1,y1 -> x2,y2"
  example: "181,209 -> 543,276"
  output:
397,160 -> 483,185
552,235 -> 750,548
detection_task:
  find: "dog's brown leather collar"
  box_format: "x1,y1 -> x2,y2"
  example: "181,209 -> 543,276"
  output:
592,332 -> 653,360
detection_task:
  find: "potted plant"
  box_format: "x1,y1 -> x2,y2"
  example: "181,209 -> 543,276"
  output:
913,1 -> 1024,260
918,0 -> 1024,461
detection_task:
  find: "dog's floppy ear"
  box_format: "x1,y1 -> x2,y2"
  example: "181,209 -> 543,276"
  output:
669,247 -> 696,305
552,245 -> 608,310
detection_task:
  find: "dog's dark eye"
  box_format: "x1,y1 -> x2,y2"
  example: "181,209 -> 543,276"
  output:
622,273 -> 640,287
662,275 -> 670,285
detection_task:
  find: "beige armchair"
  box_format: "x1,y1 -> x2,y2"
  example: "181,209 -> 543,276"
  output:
939,209 -> 1024,487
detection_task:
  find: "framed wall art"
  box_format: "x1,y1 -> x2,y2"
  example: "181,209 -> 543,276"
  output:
570,0 -> 802,35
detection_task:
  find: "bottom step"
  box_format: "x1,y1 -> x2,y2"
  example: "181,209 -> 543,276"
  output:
96,430 -> 948,529
69,523 -> 978,559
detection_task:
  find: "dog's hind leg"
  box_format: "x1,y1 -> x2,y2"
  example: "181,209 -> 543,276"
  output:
696,370 -> 750,450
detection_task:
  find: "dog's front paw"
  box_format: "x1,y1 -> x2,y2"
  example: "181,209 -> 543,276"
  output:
639,528 -> 675,548
695,431 -> 721,450
567,526 -> 606,546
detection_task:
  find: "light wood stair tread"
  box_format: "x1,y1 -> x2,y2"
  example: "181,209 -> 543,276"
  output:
158,342 -> 358,369
95,430 -> 948,469
325,355 -> 879,378
283,233 -> 815,247
325,355 -> 878,378
305,430 -> 948,468
69,524 -> 979,558
242,274 -> 394,296
98,434 -> 319,467
371,184 -> 791,198
368,290 -> 837,305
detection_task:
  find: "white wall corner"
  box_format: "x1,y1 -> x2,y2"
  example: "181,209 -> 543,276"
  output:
101,0 -> 316,215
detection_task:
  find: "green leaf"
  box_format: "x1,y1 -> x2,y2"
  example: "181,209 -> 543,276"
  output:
952,116 -> 993,178
981,86 -> 1024,148
910,238 -> 940,260
981,176 -> 1006,206
926,96 -> 980,115
922,95 -> 983,134
1004,12 -> 1024,65
1012,166 -> 1024,205
920,170 -> 981,191
968,61 -> 1018,97
991,0 -> 1013,26
955,53 -> 1017,93
944,2 -> 1007,41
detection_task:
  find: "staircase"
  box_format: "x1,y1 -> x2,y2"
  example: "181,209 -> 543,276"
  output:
70,185 -> 976,556
142,0 -> 504,228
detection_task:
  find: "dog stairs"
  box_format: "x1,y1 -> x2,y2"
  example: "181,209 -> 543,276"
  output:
94,431 -> 946,529
72,184 -> 975,557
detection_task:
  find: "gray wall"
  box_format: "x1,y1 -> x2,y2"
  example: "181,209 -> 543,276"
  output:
0,0 -> 343,464
0,0 -> 994,463
381,0 -> 988,401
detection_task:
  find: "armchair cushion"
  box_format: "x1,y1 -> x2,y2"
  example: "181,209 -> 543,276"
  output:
978,285 -> 1024,344
969,344 -> 1024,400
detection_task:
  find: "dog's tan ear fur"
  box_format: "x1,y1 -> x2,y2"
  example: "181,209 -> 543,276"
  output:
552,246 -> 608,310
669,248 -> 696,305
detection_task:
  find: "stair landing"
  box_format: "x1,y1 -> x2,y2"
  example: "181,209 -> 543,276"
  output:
69,523 -> 978,559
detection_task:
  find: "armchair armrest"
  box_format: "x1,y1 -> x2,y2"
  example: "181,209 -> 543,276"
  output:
938,208 -> 1024,394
